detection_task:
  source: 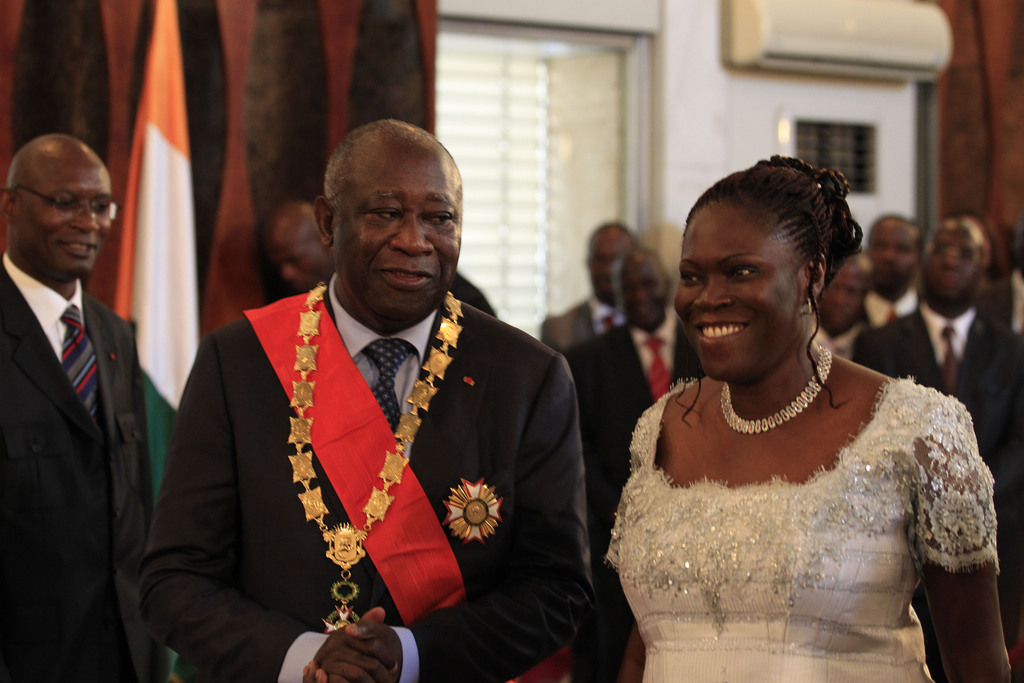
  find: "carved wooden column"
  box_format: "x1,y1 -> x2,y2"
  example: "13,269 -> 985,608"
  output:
0,0 -> 437,329
96,0 -> 146,305
199,0 -> 262,332
938,0 -> 1019,274
0,0 -> 26,179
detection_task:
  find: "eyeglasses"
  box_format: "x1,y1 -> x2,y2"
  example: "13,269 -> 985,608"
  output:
928,243 -> 979,262
9,184 -> 119,221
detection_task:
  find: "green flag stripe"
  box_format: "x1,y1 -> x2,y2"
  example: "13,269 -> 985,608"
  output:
144,372 -> 177,495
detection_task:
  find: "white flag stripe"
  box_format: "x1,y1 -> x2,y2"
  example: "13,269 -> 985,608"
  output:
132,123 -> 198,407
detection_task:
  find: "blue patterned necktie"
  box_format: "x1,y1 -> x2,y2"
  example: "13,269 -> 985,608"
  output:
61,304 -> 99,418
363,338 -> 415,431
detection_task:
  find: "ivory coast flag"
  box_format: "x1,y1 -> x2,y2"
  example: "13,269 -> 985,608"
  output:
115,0 -> 198,493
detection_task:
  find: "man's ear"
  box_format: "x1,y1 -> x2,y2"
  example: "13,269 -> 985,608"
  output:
0,188 -> 16,224
313,195 -> 335,247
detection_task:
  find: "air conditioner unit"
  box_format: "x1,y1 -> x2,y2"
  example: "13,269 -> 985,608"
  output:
721,0 -> 953,81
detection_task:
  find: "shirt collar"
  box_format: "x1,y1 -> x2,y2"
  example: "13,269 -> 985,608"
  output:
629,309 -> 676,348
326,274 -> 435,361
3,251 -> 85,328
864,289 -> 918,327
1011,270 -> 1024,333
588,297 -> 625,330
919,301 -> 974,355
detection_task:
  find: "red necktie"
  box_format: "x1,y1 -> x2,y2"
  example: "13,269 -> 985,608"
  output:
646,337 -> 670,400
941,325 -> 959,395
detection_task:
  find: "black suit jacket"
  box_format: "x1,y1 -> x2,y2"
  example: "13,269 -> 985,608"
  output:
566,322 -> 698,546
140,301 -> 592,683
976,276 -> 1014,332
0,265 -> 163,682
853,309 -> 1024,514
541,301 -> 597,354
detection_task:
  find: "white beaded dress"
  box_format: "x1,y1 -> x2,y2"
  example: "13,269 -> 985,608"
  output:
607,379 -> 998,682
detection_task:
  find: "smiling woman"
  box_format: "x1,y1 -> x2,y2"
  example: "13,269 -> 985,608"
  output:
607,156 -> 1011,683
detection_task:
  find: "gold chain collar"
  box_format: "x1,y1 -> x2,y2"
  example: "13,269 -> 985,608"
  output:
286,284 -> 464,629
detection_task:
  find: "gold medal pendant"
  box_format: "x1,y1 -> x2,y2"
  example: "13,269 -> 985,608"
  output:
323,524 -> 367,570
444,478 -> 503,543
285,286 -> 465,632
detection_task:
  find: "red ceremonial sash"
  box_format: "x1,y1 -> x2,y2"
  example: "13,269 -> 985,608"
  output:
246,294 -> 467,624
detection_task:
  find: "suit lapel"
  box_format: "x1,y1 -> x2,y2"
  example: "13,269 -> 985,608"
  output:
608,326 -> 650,401
0,268 -> 103,442
573,302 -> 595,341
901,312 -> 944,391
958,315 -> 996,405
84,296 -> 118,441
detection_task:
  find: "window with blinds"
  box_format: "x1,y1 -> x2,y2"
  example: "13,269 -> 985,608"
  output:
436,27 -> 636,338
795,120 -> 876,193
436,35 -> 550,335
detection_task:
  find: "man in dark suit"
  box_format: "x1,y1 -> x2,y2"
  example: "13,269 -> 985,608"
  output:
541,221 -> 635,353
140,119 -> 592,683
261,200 -> 336,297
855,217 -> 1024,681
814,253 -> 870,359
977,212 -> 1024,335
566,248 -> 698,683
0,134 -> 165,681
863,214 -> 921,327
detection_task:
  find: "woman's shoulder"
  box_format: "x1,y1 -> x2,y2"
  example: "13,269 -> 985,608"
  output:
871,377 -> 973,432
629,379 -> 712,470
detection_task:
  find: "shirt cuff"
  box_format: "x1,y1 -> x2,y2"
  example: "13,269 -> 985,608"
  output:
395,626 -> 420,683
278,631 -> 328,683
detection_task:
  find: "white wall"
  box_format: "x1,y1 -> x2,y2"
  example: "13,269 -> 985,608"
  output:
440,0 -> 922,281
650,2 -> 918,261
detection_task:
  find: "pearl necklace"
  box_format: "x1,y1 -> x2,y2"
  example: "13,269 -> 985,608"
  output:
720,346 -> 833,435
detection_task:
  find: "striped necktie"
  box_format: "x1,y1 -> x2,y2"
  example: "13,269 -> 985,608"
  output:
61,304 -> 99,418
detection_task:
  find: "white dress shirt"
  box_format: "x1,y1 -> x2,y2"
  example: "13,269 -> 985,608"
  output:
3,251 -> 84,359
588,297 -> 625,334
918,301 -> 974,369
1011,269 -> 1024,334
864,289 -> 918,328
629,311 -> 677,379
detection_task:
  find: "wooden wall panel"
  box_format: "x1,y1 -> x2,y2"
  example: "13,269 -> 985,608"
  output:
0,0 -> 436,332
0,0 -> 25,180
200,0 -> 261,332
938,0 -> 1023,276
96,0 -> 147,307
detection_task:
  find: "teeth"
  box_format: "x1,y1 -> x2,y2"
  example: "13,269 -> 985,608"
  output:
701,324 -> 743,338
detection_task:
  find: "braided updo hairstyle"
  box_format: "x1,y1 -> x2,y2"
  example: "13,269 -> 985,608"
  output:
686,155 -> 862,287
682,156 -> 863,407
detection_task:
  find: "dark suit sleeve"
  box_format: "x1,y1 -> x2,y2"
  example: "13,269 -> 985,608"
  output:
851,327 -> 894,376
409,352 -> 593,682
139,331 -> 307,682
985,336 -> 1024,507
566,344 -> 622,524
